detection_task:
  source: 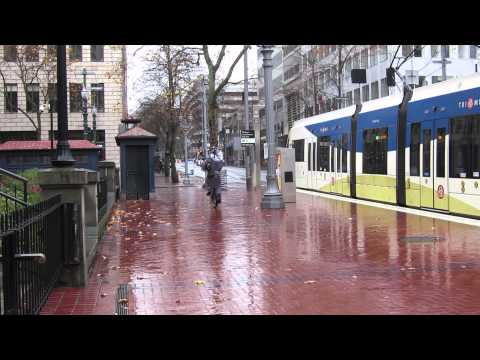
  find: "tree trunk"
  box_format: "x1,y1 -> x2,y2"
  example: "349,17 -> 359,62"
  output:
208,74 -> 218,147
170,125 -> 179,183
36,112 -> 42,140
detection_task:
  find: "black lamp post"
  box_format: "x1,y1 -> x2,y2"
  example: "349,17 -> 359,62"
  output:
52,45 -> 75,167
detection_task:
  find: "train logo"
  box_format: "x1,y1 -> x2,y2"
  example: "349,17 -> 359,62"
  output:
437,185 -> 444,199
467,97 -> 474,110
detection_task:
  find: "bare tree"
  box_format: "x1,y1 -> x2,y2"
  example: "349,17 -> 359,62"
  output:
202,45 -> 248,147
0,45 -> 55,139
142,45 -> 198,183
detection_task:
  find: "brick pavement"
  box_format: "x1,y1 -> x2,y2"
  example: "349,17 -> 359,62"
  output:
41,176 -> 480,315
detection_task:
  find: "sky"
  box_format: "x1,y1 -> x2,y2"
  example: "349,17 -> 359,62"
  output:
126,45 -> 259,114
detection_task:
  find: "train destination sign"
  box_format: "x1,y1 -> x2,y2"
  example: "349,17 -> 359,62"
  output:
241,130 -> 255,144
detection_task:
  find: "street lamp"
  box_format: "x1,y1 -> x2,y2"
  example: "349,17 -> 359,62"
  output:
92,105 -> 97,143
52,45 -> 75,167
260,45 -> 284,209
180,117 -> 191,185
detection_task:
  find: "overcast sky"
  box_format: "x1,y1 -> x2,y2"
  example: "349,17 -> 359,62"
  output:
126,45 -> 259,114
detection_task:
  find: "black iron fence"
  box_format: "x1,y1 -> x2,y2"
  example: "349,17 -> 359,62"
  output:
0,194 -> 74,315
97,178 -> 107,221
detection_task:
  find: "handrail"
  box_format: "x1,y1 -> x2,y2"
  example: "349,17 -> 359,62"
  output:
0,167 -> 29,205
0,190 -> 29,207
0,168 -> 28,184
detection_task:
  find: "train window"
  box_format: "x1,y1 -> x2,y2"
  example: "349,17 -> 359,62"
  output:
437,128 -> 446,177
341,133 -> 348,173
313,143 -> 317,171
308,143 -> 312,171
362,127 -> 388,174
294,139 -> 305,162
331,144 -> 334,172
410,123 -> 420,176
317,136 -> 330,171
423,129 -> 431,177
472,119 -> 480,177
449,116 -> 480,178
337,142 -> 341,172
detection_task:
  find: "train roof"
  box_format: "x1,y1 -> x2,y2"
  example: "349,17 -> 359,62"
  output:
410,72 -> 480,102
291,73 -> 480,130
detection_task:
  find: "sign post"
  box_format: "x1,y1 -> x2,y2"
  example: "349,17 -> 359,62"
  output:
241,130 -> 255,145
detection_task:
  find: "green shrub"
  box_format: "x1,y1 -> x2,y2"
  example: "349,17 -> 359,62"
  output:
0,168 -> 42,213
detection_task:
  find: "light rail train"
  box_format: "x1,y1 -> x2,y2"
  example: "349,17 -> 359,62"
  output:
288,73 -> 480,218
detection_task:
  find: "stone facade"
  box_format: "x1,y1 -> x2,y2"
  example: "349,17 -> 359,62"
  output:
0,45 -> 127,167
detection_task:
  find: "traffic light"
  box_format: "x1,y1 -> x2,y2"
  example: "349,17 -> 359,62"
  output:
386,67 -> 396,87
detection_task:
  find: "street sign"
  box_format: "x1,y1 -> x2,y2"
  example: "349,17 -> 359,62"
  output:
241,130 -> 255,144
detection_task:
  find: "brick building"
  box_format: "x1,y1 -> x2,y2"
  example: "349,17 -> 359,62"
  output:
0,45 -> 127,166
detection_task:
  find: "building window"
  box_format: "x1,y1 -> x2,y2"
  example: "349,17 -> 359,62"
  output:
4,84 -> 18,112
380,78 -> 389,97
431,45 -> 439,58
371,81 -> 379,100
410,122 -> 420,176
441,45 -> 450,58
91,45 -> 104,62
69,45 -> 82,61
353,53 -> 359,69
402,45 -> 413,57
25,45 -> 39,62
362,84 -> 369,102
341,133 -> 348,173
360,48 -> 368,69
47,45 -> 56,58
379,45 -> 388,62
284,63 -> 300,82
470,45 -> 477,59
369,45 -> 378,66
414,45 -> 422,57
4,45 -> 17,62
450,115 -> 480,178
317,136 -> 330,171
26,83 -> 40,113
346,91 -> 353,106
294,139 -> 305,162
418,76 -> 427,87
48,83 -> 57,113
354,88 -> 361,104
363,127 -> 388,174
458,45 -> 466,59
91,83 -> 105,112
69,83 -> 82,112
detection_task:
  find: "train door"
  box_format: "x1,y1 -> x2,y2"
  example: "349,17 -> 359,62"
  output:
420,120 -> 434,208
433,118 -> 449,211
312,140 -> 317,190
306,139 -> 315,189
332,138 -> 342,194
420,119 -> 449,211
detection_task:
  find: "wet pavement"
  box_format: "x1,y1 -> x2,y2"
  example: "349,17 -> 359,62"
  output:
41,177 -> 480,315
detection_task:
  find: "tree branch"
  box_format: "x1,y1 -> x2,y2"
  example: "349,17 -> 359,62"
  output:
214,45 -> 248,98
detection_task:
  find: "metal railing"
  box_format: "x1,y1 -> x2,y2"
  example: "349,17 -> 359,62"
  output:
97,177 -> 108,221
0,194 -> 73,315
0,168 -> 28,214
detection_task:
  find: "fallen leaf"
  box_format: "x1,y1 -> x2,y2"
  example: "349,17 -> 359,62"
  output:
101,293 -> 108,298
118,298 -> 128,304
176,300 -> 181,304
304,280 -> 316,284
352,275 -> 358,279
102,256 -> 107,260
194,280 -> 205,286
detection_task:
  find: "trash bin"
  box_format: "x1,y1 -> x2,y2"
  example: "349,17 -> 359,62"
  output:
276,147 -> 296,203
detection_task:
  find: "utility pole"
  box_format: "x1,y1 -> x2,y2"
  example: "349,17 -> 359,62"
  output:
433,46 -> 451,82
244,46 -> 253,190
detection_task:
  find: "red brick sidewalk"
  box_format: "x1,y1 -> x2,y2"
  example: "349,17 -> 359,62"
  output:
41,177 -> 480,315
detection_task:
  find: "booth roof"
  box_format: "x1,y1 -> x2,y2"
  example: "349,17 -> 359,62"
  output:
116,126 -> 157,139
0,140 -> 100,151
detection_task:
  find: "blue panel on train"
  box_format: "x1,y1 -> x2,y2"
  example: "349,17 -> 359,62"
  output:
305,117 -> 351,138
357,106 -> 398,152
408,87 -> 480,122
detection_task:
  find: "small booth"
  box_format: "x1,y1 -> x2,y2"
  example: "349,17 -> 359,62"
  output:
116,119 -> 158,200
276,147 -> 296,203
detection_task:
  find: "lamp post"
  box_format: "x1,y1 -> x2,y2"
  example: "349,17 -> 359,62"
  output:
244,45 -> 253,191
202,77 -> 208,158
52,45 -> 75,167
81,68 -> 89,139
180,118 -> 191,185
92,105 -> 97,143
260,45 -> 284,209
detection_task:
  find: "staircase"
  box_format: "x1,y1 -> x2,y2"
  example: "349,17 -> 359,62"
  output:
0,168 -> 28,214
